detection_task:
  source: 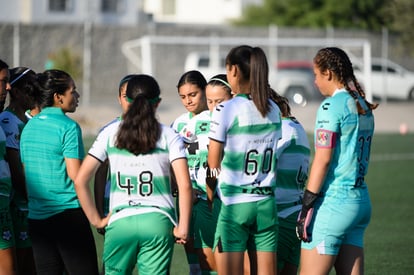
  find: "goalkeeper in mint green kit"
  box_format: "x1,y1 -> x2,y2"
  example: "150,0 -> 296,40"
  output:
296,47 -> 378,275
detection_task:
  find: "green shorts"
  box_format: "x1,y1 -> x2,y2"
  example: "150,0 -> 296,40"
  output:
214,197 -> 278,253
10,201 -> 31,248
193,198 -> 221,249
277,210 -> 301,269
0,196 -> 14,249
103,212 -> 175,275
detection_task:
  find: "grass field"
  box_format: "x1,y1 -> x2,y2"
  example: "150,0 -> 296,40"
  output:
84,132 -> 414,274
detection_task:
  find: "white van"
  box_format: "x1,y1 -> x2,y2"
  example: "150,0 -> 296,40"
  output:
354,58 -> 414,100
184,52 -> 227,80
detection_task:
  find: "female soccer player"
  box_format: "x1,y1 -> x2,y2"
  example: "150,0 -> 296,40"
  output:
296,47 -> 378,275
74,74 -> 192,274
207,45 -> 282,275
171,70 -> 208,275
271,92 -> 310,275
180,74 -> 233,274
20,69 -> 99,274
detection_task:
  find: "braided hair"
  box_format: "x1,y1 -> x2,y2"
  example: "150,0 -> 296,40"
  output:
313,47 -> 378,114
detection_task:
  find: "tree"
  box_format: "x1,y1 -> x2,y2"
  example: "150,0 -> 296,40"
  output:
45,47 -> 83,81
236,0 -> 388,31
383,0 -> 414,54
236,0 -> 414,55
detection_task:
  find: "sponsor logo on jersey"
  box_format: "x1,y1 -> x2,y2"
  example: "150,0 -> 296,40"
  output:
316,129 -> 336,148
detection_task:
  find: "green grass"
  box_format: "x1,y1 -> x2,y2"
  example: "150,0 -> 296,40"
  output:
363,134 -> 414,274
83,133 -> 414,274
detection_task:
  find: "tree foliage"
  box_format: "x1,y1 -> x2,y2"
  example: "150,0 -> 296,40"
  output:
383,0 -> 414,53
46,47 -> 83,81
235,0 -> 414,54
236,0 -> 388,30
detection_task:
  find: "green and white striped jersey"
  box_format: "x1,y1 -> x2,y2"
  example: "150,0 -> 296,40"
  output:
88,121 -> 187,225
209,94 -> 282,205
179,110 -> 211,197
275,117 -> 310,218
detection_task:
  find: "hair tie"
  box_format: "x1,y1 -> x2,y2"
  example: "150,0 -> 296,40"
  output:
126,96 -> 160,104
209,77 -> 231,89
10,68 -> 32,86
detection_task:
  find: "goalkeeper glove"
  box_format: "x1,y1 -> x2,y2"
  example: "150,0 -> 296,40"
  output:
296,189 -> 319,242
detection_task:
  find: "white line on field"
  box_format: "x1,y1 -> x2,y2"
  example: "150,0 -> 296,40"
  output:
371,153 -> 414,161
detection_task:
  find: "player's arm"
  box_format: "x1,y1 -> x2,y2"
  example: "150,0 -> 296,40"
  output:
306,147 -> 332,194
206,139 -> 223,205
65,157 -> 82,182
297,129 -> 335,242
74,155 -> 110,229
7,148 -> 27,199
94,159 -> 109,217
171,157 -> 192,244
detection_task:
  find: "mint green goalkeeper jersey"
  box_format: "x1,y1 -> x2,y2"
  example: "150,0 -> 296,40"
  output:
0,127 -> 11,197
88,121 -> 187,226
315,89 -> 374,201
275,117 -> 310,217
209,94 -> 282,205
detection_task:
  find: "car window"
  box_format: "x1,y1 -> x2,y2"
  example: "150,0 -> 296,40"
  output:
372,64 -> 397,73
198,57 -> 210,67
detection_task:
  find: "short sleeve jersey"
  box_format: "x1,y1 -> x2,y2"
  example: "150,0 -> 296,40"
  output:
179,110 -> 211,195
171,112 -> 193,133
314,89 -> 374,201
20,107 -> 85,219
0,109 -> 25,150
209,94 -> 282,205
88,122 -> 186,225
0,127 -> 11,197
275,117 -> 310,204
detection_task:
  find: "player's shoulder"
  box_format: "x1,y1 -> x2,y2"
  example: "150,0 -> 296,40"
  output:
98,117 -> 120,134
0,110 -> 16,125
175,112 -> 191,122
161,123 -> 180,137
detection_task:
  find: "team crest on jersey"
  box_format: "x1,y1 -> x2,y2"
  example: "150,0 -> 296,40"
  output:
2,229 -> 12,241
316,129 -> 336,148
19,231 -> 29,241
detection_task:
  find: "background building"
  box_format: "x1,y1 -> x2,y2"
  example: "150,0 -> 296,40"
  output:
0,0 -> 263,26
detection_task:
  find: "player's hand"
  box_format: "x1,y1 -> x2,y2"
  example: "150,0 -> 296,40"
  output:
206,166 -> 219,206
193,190 -> 203,205
94,212 -> 111,234
296,207 -> 314,242
296,190 -> 319,242
173,226 -> 188,245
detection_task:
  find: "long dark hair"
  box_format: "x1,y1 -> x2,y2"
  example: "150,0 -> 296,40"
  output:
226,45 -> 271,117
313,47 -> 378,113
36,69 -> 73,108
269,88 -> 291,117
9,67 -> 38,101
115,75 -> 161,155
176,70 -> 207,91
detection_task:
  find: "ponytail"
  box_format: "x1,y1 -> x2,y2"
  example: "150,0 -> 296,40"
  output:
115,74 -> 162,155
250,47 -> 271,117
116,95 -> 161,155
